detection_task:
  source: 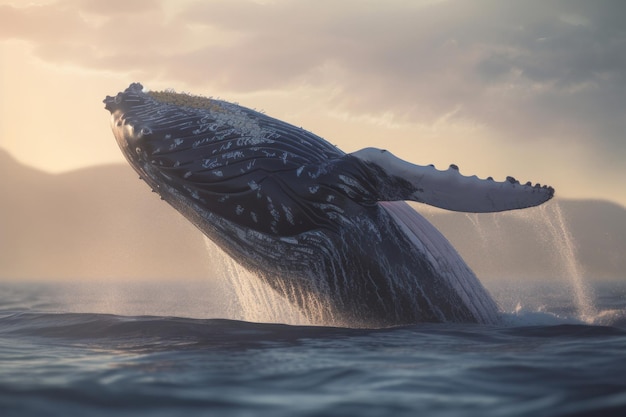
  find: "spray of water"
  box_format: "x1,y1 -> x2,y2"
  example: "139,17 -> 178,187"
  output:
538,201 -> 596,322
459,200 -> 599,324
465,213 -> 489,246
493,200 -> 597,322
203,237 -> 309,325
464,213 -> 500,277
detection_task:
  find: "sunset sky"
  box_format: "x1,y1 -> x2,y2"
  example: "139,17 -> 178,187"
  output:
1,0 -> 625,206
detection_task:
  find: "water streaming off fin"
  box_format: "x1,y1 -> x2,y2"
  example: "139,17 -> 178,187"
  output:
538,201 -> 597,321
505,201 -> 596,322
460,200 -> 598,323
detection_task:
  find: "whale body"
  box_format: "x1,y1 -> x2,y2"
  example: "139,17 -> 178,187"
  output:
104,83 -> 554,327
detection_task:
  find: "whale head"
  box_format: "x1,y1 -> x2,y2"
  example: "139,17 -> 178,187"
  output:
103,83 -> 349,240
104,83 -> 241,203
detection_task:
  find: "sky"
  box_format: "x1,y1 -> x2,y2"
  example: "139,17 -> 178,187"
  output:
1,0 -> 625,206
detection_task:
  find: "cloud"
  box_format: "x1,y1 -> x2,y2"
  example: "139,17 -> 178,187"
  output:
79,0 -> 161,16
2,0 -> 625,163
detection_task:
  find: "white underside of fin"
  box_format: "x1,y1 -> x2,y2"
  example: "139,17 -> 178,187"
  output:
351,147 -> 554,213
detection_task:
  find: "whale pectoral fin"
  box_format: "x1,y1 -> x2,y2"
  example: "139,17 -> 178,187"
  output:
348,147 -> 554,213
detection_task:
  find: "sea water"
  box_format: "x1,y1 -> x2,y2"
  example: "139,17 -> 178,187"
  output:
1,279 -> 625,417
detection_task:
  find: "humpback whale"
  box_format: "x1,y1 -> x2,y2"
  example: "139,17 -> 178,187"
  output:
104,83 -> 554,327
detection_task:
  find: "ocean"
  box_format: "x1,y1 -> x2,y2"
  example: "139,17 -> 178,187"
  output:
1,279 -> 625,417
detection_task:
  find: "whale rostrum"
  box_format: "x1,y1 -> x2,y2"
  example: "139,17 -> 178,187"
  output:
104,83 -> 554,327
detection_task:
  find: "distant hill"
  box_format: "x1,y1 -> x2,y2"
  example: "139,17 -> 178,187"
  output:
0,149 -> 211,280
1,150 -> 625,282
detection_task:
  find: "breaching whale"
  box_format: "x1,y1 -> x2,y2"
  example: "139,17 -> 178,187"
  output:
104,83 -> 554,327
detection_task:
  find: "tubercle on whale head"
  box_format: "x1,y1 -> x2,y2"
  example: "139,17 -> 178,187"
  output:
104,82 -> 223,114
145,89 -> 225,112
103,84 -> 166,197
104,84 -> 188,154
103,84 -> 238,198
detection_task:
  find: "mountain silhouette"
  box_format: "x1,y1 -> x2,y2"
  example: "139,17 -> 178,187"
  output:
0,149 -> 210,280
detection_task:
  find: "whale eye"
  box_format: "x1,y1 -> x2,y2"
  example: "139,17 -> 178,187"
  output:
140,127 -> 152,136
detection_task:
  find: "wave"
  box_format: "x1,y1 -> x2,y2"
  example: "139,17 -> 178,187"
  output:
2,310 -> 625,354
0,311 -> 378,351
2,311 -> 625,417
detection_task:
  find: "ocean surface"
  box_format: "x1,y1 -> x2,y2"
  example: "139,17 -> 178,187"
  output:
1,279 -> 626,417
